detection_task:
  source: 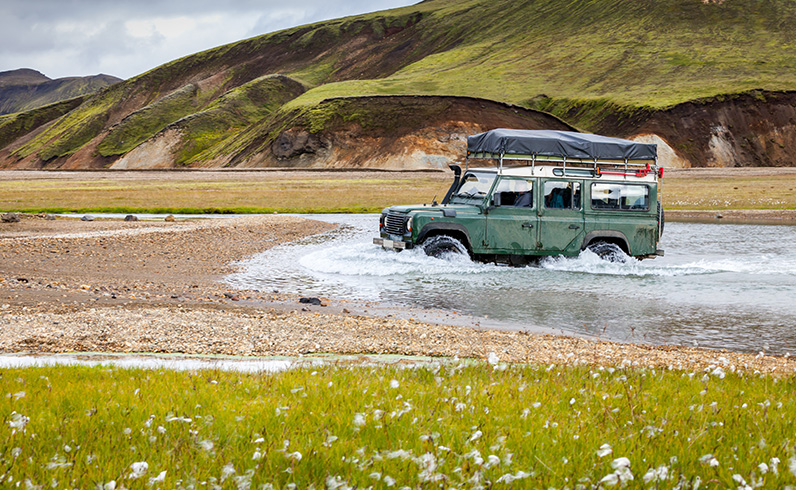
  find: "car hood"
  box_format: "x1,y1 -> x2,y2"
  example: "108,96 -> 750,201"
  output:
382,204 -> 480,215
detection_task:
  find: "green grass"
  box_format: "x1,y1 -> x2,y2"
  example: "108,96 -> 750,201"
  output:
0,175 -> 452,215
2,361 -> 795,488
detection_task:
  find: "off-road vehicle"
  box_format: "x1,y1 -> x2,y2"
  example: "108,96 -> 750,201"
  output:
374,129 -> 664,264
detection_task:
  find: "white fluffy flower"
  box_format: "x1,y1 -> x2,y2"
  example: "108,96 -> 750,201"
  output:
8,412 -> 29,433
148,471 -> 166,486
596,443 -> 613,458
127,461 -> 148,479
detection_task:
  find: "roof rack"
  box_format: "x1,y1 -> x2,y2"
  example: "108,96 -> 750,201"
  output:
466,152 -> 663,179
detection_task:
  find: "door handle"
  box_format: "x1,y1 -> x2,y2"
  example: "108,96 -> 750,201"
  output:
569,224 -> 580,229
522,223 -> 534,229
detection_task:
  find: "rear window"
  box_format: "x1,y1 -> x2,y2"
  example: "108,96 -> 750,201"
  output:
591,183 -> 650,211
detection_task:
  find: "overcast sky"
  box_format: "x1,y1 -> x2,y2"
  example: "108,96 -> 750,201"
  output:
1,0 -> 417,80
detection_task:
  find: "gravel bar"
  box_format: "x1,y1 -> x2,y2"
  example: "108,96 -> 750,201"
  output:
2,213 -> 794,375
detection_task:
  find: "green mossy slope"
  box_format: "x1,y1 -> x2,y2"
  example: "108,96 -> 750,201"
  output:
5,0 -> 796,165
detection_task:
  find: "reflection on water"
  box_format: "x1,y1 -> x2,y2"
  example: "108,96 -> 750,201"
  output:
227,215 -> 796,354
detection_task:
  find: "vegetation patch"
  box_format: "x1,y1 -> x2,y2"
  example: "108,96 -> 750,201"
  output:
0,174 -> 451,215
2,361 -> 795,488
0,98 -> 85,153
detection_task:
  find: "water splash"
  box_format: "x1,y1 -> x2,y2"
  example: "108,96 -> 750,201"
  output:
227,215 -> 796,354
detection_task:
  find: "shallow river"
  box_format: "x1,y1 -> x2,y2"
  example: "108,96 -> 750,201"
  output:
227,215 -> 796,355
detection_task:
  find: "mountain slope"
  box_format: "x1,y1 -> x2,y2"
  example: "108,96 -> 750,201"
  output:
0,69 -> 121,115
2,0 -> 796,169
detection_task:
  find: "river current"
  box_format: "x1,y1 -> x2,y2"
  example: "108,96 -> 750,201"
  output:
227,215 -> 796,355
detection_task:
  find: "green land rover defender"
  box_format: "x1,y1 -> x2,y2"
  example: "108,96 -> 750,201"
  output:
374,129 -> 664,264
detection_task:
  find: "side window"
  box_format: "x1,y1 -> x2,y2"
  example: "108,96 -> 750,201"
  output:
494,178 -> 533,207
591,183 -> 650,211
544,181 -> 580,210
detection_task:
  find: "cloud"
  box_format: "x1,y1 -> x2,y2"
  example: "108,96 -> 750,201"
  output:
0,0 -> 417,80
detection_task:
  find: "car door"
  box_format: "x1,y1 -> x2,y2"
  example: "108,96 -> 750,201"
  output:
538,179 -> 584,255
485,177 -> 538,253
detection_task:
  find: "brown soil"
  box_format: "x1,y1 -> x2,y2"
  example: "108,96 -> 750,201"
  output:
2,213 -> 795,375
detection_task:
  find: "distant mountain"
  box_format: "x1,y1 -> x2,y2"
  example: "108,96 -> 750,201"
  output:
2,0 -> 796,170
0,69 -> 121,115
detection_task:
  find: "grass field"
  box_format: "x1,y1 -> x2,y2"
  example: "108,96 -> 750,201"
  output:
1,169 -> 795,215
2,361 -> 795,488
0,172 -> 452,215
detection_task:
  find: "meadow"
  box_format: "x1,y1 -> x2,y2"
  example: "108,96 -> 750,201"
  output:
1,169 -> 795,215
2,361 -> 795,488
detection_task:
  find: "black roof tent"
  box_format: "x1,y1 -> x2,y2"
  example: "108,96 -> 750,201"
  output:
466,129 -> 657,161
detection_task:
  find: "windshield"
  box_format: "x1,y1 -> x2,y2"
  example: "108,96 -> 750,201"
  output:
449,172 -> 496,203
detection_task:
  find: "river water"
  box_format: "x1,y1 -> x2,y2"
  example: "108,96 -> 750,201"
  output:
227,215 -> 796,355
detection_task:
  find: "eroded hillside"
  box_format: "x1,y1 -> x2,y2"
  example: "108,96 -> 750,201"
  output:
2,0 -> 796,169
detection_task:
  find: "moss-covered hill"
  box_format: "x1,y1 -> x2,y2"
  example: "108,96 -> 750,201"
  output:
0,69 -> 120,116
2,0 -> 796,170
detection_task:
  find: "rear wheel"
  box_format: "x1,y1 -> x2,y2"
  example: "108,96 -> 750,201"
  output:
422,235 -> 468,258
587,241 -> 628,263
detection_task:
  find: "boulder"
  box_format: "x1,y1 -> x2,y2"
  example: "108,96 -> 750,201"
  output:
1,213 -> 20,223
124,215 -> 139,221
81,215 -> 95,221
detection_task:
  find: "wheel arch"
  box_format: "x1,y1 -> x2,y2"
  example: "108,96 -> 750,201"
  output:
581,231 -> 631,255
417,223 -> 473,252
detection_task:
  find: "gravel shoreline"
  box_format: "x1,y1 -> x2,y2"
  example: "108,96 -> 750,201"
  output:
2,213 -> 795,374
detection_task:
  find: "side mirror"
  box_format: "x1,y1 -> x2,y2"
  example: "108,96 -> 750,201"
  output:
492,192 -> 502,207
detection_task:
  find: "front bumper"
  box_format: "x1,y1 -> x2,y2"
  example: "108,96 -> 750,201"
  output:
373,237 -> 413,251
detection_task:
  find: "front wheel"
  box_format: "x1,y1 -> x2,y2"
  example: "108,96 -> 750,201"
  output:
587,241 -> 629,263
422,235 -> 468,258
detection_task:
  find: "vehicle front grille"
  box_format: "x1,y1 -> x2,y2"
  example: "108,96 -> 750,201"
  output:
384,212 -> 408,236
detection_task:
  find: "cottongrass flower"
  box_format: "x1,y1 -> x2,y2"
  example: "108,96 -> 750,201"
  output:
600,457 -> 634,486
325,475 -> 351,490
469,430 -> 483,442
390,379 -> 400,389
732,474 -> 752,490
642,465 -> 669,483
383,476 -> 396,487
127,461 -> 148,479
148,471 -> 166,486
353,413 -> 366,426
770,457 -> 780,475
789,457 -> 796,477
285,451 -> 302,462
103,481 -> 116,490
596,444 -> 613,458
487,352 -> 500,365
198,440 -> 214,452
699,454 -> 719,467
496,471 -> 531,483
220,463 -> 236,483
8,412 -> 29,434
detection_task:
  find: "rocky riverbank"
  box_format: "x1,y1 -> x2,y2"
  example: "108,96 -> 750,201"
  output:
2,213 -> 794,374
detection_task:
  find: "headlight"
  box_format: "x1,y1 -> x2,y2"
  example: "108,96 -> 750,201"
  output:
406,216 -> 413,233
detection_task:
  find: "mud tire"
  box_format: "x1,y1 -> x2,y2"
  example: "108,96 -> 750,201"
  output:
587,241 -> 629,263
422,235 -> 468,258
